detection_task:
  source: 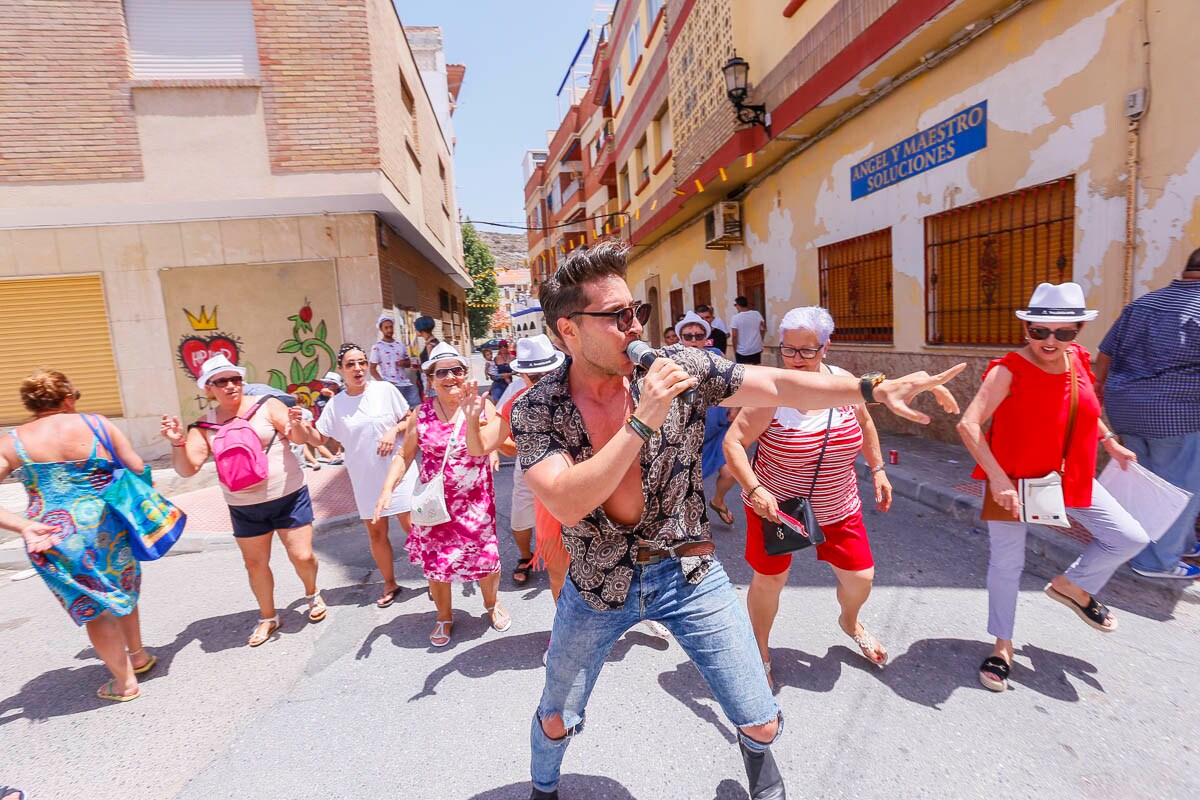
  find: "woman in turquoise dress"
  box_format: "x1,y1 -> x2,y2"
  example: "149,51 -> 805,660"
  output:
0,370 -> 154,702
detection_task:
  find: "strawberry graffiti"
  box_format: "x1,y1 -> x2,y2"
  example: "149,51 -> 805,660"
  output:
267,300 -> 336,413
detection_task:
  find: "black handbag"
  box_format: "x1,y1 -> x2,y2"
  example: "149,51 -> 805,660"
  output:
758,407 -> 832,556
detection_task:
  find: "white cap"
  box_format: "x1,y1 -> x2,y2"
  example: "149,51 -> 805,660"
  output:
321,371 -> 343,386
1015,282 -> 1098,323
674,311 -> 712,339
196,354 -> 246,391
421,341 -> 470,372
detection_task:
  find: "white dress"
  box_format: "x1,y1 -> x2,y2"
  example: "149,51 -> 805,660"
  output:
316,381 -> 418,519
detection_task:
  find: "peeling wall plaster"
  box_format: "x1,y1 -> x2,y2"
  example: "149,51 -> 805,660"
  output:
1018,105 -> 1107,188
920,1 -> 1120,134
1136,147 -> 1200,294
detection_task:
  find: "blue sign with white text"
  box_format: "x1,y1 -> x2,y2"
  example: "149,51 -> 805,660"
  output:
850,101 -> 988,200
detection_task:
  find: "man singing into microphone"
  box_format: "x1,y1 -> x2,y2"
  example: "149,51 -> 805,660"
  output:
510,242 -> 962,800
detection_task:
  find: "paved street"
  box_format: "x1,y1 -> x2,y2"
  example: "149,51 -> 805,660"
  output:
2,465 -> 1198,800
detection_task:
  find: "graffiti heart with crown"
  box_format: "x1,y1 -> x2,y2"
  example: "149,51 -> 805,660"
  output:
177,305 -> 243,379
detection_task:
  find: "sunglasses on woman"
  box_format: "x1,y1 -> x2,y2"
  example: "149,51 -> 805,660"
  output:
567,302 -> 652,333
433,365 -> 467,380
208,375 -> 244,388
1027,326 -> 1079,342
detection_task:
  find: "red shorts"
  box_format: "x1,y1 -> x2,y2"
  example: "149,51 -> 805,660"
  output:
743,504 -> 874,575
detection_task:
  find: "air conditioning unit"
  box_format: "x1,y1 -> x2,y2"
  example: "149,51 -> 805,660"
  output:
704,201 -> 743,250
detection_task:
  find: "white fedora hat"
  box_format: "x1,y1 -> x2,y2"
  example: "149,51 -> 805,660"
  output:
421,341 -> 469,372
513,334 -> 565,374
321,371 -> 343,386
674,311 -> 712,339
1015,282 -> 1098,323
196,354 -> 246,390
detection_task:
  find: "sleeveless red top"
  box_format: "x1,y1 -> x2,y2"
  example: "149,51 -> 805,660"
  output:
970,344 -> 1101,507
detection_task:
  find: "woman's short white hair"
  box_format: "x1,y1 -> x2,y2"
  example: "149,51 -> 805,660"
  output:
779,306 -> 835,345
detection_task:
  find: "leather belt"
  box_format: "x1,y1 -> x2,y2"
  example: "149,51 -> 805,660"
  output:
633,540 -> 715,565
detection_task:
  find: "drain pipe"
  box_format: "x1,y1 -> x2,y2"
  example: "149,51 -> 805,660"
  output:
1123,118 -> 1140,306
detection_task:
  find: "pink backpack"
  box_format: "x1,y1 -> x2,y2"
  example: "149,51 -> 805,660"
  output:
193,397 -> 277,492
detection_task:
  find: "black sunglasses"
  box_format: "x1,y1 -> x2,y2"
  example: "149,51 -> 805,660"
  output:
567,303 -> 652,333
208,375 -> 244,388
1027,326 -> 1079,342
680,332 -> 707,342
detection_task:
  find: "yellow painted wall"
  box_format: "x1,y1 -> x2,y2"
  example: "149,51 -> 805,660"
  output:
730,0 -> 838,85
626,0 -> 1200,440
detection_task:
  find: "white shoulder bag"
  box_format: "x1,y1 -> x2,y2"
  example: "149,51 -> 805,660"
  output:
411,410 -> 464,527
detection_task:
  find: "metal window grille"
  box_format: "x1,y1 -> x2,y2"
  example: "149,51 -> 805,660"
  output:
926,177 -> 1074,346
819,229 -> 893,343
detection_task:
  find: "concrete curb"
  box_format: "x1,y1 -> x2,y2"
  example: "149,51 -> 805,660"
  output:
858,462 -> 1194,609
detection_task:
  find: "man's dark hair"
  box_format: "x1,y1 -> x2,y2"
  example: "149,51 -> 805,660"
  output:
1186,247 -> 1200,273
696,304 -> 712,314
734,296 -> 749,308
539,241 -> 629,340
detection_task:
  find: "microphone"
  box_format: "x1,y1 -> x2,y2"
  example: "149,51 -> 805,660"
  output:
626,340 -> 697,405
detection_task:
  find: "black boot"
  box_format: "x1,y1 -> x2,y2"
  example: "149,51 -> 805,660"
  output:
529,788 -> 558,800
739,739 -> 786,799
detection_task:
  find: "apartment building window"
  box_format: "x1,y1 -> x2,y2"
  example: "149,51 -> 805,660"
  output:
401,71 -> 419,155
439,159 -> 450,214
627,19 -> 642,68
125,0 -> 260,79
656,106 -> 673,159
692,281 -> 711,310
619,167 -> 631,205
439,289 -> 450,313
819,229 -> 894,343
637,138 -> 650,186
647,0 -> 663,23
612,65 -> 624,107
737,266 -> 765,318
669,289 -> 684,323
926,177 -> 1075,346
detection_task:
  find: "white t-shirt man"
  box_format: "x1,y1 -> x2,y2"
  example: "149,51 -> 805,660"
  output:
315,380 -> 418,520
369,340 -> 413,387
731,308 -> 766,356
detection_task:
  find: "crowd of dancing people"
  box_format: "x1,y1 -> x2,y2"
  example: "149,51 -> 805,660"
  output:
3,243 -> 1198,799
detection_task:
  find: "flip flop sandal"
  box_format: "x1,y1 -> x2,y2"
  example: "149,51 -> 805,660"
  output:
131,653 -> 157,675
979,656 -> 1011,692
709,501 -> 735,526
376,586 -> 402,608
248,616 -> 282,647
486,604 -> 512,632
306,592 -> 328,623
430,620 -> 453,647
512,559 -> 534,584
849,625 -> 889,667
96,679 -> 140,703
1043,584 -> 1117,633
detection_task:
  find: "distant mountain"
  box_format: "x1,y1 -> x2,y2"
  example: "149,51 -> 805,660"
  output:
474,229 -> 527,272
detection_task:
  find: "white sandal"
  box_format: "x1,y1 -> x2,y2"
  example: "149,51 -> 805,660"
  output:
248,616 -> 281,647
430,620 -> 453,647
305,592 -> 327,623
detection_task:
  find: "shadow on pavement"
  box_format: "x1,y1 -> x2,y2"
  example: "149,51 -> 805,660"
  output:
468,775 -> 638,799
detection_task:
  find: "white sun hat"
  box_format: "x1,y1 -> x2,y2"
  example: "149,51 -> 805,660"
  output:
1015,282 -> 1098,323
674,310 -> 712,339
513,334 -> 566,374
196,354 -> 246,391
321,371 -> 344,386
421,341 -> 470,372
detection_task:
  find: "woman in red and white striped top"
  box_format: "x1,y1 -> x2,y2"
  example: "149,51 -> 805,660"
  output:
725,306 -> 894,685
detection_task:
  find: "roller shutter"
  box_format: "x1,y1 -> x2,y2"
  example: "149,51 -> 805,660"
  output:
125,0 -> 260,79
0,275 -> 124,424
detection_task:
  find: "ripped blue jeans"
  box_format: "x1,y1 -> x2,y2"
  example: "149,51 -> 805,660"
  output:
530,556 -> 780,792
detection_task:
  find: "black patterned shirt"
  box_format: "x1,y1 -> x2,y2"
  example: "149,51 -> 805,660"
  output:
510,345 -> 746,611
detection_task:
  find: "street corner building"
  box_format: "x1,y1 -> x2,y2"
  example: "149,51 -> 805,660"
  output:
523,0 -> 1200,442
0,0 -> 472,453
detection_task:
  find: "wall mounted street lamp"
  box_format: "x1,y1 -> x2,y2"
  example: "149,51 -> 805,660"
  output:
722,53 -> 770,134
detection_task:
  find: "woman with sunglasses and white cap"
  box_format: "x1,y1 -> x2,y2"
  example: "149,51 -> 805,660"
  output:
958,282 -> 1147,693
291,343 -> 420,608
161,354 -> 327,647
374,341 -> 507,646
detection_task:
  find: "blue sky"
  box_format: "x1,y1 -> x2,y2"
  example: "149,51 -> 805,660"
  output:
395,1 -> 601,234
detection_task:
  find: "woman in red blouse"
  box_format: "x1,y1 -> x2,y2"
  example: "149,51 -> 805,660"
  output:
725,306 -> 905,687
958,283 -> 1146,693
